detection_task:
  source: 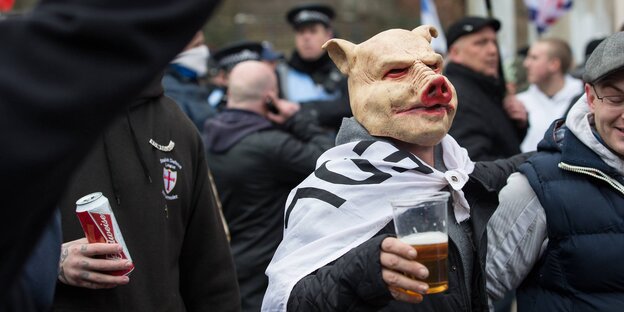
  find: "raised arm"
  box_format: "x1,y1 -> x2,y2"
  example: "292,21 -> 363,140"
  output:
0,0 -> 220,303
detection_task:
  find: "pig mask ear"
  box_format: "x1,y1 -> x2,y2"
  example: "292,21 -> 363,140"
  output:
323,38 -> 356,75
412,25 -> 438,43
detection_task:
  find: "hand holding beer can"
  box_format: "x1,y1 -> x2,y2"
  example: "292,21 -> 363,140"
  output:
391,191 -> 449,295
75,192 -> 134,276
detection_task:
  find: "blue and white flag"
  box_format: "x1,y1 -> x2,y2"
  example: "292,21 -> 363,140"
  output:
524,0 -> 573,34
421,0 -> 447,54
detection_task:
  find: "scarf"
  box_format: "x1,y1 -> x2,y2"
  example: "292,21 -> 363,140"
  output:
261,136 -> 474,311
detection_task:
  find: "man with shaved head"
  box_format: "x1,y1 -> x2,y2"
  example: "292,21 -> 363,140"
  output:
203,61 -> 333,312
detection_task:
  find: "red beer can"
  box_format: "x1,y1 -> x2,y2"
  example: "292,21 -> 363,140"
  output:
75,192 -> 134,276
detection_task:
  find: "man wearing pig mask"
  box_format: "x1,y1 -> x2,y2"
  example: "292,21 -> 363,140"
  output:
262,25 -> 527,311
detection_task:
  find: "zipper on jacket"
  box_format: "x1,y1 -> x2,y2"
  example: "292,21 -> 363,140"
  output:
558,162 -> 624,195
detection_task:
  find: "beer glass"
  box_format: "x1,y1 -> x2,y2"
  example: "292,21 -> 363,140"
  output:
390,191 -> 449,295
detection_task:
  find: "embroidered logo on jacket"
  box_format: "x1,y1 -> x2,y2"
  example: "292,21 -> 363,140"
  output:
160,157 -> 182,200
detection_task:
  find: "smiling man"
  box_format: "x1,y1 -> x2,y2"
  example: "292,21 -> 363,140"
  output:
262,25 -> 527,312
486,31 -> 624,312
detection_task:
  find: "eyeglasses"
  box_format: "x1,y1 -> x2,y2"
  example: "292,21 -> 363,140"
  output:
591,84 -> 624,106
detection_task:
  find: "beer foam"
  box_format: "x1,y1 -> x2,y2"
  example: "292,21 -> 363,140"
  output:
400,231 -> 447,245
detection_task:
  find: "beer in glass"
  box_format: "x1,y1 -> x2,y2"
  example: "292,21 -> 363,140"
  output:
391,191 -> 449,295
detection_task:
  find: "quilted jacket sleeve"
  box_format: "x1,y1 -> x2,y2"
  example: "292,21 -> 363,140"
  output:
287,235 -> 394,311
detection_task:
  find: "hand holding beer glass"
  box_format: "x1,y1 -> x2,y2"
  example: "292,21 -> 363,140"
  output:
390,191 -> 450,296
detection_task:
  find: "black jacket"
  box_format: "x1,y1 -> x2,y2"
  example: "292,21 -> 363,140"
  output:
0,1 -> 220,310
445,62 -> 527,161
53,82 -> 240,312
204,109 -> 333,311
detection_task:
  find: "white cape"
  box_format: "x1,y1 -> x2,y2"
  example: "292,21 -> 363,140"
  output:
261,136 -> 474,311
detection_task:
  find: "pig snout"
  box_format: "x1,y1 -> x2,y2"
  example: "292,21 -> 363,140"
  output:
421,76 -> 452,106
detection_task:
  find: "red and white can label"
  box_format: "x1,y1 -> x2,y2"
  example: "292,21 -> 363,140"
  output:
76,192 -> 134,276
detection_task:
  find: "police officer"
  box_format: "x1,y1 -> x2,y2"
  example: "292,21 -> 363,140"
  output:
207,41 -> 264,112
278,3 -> 351,134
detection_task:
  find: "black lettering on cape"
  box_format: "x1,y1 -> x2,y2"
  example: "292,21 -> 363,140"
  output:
384,150 -> 433,174
315,159 -> 392,185
353,140 -> 376,156
284,187 -> 346,229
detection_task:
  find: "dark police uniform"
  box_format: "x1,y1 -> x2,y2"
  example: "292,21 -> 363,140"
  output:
277,3 -> 351,133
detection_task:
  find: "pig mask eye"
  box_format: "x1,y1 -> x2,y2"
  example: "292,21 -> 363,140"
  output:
427,63 -> 441,74
383,67 -> 409,79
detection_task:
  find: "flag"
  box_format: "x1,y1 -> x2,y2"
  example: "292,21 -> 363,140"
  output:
524,0 -> 573,34
0,0 -> 14,12
420,0 -> 447,54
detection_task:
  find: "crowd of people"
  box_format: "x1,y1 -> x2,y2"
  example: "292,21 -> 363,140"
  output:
4,1 -> 624,312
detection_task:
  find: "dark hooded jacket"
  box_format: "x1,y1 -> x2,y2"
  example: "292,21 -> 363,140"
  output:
445,62 -> 527,161
53,80 -> 240,312
286,118 -> 530,312
203,109 -> 333,311
0,1 -> 220,310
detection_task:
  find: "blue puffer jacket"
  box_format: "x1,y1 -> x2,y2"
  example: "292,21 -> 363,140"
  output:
518,120 -> 624,312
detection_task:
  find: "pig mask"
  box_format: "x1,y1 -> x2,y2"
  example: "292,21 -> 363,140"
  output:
323,25 -> 457,147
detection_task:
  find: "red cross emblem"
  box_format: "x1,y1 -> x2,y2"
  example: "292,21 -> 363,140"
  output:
163,167 -> 177,194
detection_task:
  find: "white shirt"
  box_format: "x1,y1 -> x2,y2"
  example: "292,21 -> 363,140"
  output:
517,75 -> 583,152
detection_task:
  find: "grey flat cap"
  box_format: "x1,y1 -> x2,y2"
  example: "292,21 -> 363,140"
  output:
583,31 -> 624,83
